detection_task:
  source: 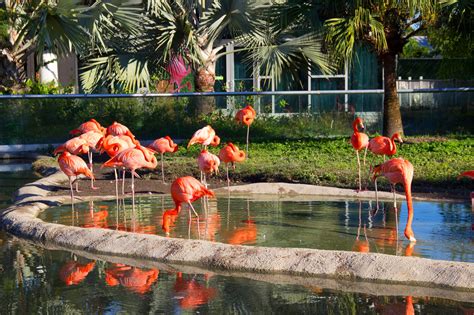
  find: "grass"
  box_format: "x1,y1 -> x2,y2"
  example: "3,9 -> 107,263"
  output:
35,136 -> 474,199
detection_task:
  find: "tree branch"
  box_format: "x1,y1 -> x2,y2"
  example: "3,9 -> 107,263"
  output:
404,25 -> 425,40
406,16 -> 423,27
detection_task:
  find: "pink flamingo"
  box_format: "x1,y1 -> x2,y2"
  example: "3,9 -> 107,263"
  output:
54,137 -> 90,156
167,55 -> 191,92
78,131 -> 103,189
106,121 -> 139,145
57,151 -> 94,201
187,125 -> 220,149
70,119 -> 105,136
102,145 -> 157,204
148,136 -> 178,183
170,176 -> 215,221
350,117 -> 369,191
235,105 -> 256,156
98,134 -> 137,196
372,158 -> 416,242
218,142 -> 246,186
197,149 -> 220,187
368,133 -> 403,161
105,265 -> 159,294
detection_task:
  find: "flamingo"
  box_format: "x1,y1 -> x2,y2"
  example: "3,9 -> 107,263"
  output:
102,145 -> 157,204
371,158 -> 416,242
53,137 -> 90,156
57,151 -> 94,202
458,170 -> 474,180
99,134 -> 138,196
106,121 -> 139,145
350,117 -> 369,191
162,209 -> 179,236
70,118 -> 105,136
78,131 -> 103,189
105,265 -> 159,294
167,55 -> 192,92
197,149 -> 220,188
169,176 -> 215,223
218,142 -> 246,187
235,105 -> 256,157
368,132 -> 403,161
187,125 -> 220,149
59,261 -> 95,286
148,136 -> 178,183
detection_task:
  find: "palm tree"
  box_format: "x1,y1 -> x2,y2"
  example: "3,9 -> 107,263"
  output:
324,0 -> 446,136
0,0 -> 142,94
80,0 -> 333,114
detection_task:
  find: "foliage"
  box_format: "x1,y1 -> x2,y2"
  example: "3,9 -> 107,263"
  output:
401,38 -> 434,58
23,79 -> 73,95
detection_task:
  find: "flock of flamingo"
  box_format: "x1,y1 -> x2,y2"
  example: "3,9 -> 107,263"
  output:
54,108 -> 472,245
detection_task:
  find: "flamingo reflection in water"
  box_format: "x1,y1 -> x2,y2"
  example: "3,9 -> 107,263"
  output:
105,264 -> 159,294
59,261 -> 95,286
174,272 -> 216,310
227,199 -> 257,245
81,201 -> 109,229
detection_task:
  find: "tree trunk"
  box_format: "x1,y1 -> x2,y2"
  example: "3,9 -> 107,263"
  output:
382,53 -> 404,136
192,67 -> 216,115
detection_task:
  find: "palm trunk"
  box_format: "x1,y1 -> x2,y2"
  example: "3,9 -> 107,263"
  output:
192,67 -> 216,115
382,53 -> 404,137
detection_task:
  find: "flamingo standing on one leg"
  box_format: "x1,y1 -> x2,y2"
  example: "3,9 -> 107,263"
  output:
197,149 -> 220,188
350,117 -> 369,191
235,105 -> 256,157
70,119 -> 105,136
218,142 -> 246,187
169,176 -> 215,224
187,125 -> 220,150
371,158 -> 416,242
368,132 -> 403,161
148,136 -> 178,183
78,131 -> 103,189
57,151 -> 95,202
102,145 -> 157,205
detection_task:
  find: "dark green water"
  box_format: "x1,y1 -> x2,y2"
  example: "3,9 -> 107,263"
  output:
40,194 -> 473,262
1,169 -> 474,313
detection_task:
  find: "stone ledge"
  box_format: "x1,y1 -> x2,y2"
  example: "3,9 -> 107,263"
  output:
1,170 -> 473,292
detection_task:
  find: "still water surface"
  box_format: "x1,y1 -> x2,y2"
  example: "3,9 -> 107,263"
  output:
1,169 -> 474,313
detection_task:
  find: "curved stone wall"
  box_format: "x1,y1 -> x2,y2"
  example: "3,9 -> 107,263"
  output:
1,170 -> 473,293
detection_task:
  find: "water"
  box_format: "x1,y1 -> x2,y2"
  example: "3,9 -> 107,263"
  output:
1,170 -> 474,313
39,194 -> 474,262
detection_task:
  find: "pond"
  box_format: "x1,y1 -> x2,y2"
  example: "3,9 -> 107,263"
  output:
39,194 -> 474,262
1,169 -> 474,313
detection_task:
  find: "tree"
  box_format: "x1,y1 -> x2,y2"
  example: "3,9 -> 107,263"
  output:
80,0 -> 333,114
324,0 -> 444,136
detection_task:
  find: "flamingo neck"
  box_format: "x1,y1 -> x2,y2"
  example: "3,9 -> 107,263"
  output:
389,137 -> 397,155
352,121 -> 359,133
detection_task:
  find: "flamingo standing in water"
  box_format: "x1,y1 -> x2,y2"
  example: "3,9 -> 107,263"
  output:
57,151 -> 94,202
102,145 -> 157,205
167,55 -> 192,92
148,136 -> 178,183
350,117 -> 369,191
197,149 -> 220,188
187,125 -> 220,149
235,105 -> 256,157
368,132 -> 403,161
371,158 -> 416,242
70,119 -> 105,136
169,176 -> 215,222
218,142 -> 246,187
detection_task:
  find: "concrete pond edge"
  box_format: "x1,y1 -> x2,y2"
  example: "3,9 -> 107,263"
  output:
1,169 -> 473,296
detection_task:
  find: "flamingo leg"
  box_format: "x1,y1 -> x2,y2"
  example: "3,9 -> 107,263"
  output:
226,164 -> 230,190
122,169 -> 126,195
188,202 -> 201,237
69,176 -> 74,203
161,153 -> 165,183
356,150 -> 362,191
374,178 -> 379,210
363,146 -> 368,166
246,124 -> 250,158
88,151 -> 98,190
131,170 -> 135,210
114,168 -> 119,201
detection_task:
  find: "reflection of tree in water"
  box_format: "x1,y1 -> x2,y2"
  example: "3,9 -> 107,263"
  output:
437,202 -> 470,235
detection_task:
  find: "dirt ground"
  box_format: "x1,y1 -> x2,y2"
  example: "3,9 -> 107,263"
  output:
44,164 -> 470,202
